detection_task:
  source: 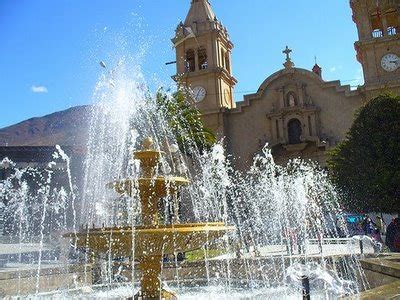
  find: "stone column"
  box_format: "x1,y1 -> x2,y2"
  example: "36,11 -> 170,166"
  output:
278,88 -> 285,108
194,50 -> 199,72
382,15 -> 389,36
298,85 -> 305,106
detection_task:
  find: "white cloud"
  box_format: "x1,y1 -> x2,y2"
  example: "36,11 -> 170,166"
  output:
329,65 -> 343,73
31,85 -> 48,93
352,68 -> 364,85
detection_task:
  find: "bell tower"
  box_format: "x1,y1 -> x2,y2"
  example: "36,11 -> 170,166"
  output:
172,0 -> 237,136
351,0 -> 400,96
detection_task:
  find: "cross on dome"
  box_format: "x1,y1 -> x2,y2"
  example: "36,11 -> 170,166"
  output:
282,46 -> 295,69
283,46 -> 292,60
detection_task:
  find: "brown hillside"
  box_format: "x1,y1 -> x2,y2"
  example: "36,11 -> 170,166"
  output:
0,106 -> 92,147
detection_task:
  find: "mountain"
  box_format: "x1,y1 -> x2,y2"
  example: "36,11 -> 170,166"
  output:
0,106 -> 92,147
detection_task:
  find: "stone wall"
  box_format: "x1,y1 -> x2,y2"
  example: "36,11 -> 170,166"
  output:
0,264 -> 91,297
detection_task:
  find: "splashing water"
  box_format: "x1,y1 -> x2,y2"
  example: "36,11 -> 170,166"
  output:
0,59 -> 370,298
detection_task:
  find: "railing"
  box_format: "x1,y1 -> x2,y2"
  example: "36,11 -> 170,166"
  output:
387,26 -> 397,36
308,237 -> 352,245
372,29 -> 384,38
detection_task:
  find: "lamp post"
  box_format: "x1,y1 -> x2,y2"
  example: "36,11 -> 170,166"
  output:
301,275 -> 311,300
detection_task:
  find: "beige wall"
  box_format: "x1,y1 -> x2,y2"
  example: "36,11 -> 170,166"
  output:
224,68 -> 364,171
0,265 -> 90,297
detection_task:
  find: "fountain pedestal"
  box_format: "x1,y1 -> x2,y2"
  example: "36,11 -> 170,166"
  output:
135,255 -> 177,300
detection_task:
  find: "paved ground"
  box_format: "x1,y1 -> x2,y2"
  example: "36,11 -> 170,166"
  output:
0,262 -> 64,273
215,238 -> 377,259
257,241 -> 376,257
0,243 -> 52,256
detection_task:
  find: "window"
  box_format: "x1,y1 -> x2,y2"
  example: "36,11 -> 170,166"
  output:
372,29 -> 383,38
185,49 -> 195,72
276,120 -> 280,139
308,116 -> 313,136
370,14 -> 383,38
288,119 -> 302,144
221,48 -> 225,68
198,47 -> 208,70
286,92 -> 298,107
386,9 -> 398,36
225,52 -> 231,73
387,26 -> 397,36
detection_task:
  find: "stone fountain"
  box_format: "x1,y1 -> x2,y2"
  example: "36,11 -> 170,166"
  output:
65,137 -> 234,299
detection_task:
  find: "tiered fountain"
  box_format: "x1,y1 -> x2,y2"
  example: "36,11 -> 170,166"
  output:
65,137 -> 234,299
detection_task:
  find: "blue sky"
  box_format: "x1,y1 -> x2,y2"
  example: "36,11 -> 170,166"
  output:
0,0 -> 363,129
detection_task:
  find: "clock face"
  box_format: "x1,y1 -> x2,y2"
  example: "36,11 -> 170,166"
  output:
191,86 -> 207,103
381,53 -> 399,72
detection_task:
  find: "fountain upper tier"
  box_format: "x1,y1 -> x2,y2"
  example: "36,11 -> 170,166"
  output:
108,137 -> 189,197
107,137 -> 192,226
109,176 -> 190,199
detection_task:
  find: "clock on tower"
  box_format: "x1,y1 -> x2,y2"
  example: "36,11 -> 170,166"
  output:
351,0 -> 400,96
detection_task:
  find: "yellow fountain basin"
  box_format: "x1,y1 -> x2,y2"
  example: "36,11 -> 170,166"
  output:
133,150 -> 164,160
109,177 -> 190,197
64,222 -> 234,258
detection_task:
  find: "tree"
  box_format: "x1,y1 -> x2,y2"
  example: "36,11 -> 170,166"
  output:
155,89 -> 216,155
327,94 -> 400,213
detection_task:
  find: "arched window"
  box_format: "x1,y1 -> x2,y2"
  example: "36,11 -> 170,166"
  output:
276,120 -> 280,139
288,119 -> 302,144
387,26 -> 397,36
185,49 -> 195,72
370,14 -> 383,38
286,92 -> 298,107
198,47 -> 208,70
386,9 -> 398,36
221,48 -> 225,68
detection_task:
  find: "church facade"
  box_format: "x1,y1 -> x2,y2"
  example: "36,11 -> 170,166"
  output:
173,0 -> 400,170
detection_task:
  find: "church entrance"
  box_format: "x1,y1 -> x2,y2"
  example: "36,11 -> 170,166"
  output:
288,119 -> 302,144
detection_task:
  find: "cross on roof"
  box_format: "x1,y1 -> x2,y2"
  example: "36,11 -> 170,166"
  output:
283,46 -> 292,61
282,46 -> 294,69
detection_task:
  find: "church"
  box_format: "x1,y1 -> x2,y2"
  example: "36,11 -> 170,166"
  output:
172,0 -> 400,170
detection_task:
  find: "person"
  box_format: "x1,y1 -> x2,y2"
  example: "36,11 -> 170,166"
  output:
376,216 -> 386,235
386,218 -> 400,252
362,216 -> 376,236
371,228 -> 383,244
235,242 -> 243,259
354,222 -> 365,236
284,226 -> 294,255
176,252 -> 185,262
297,228 -> 306,255
316,231 -> 323,254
